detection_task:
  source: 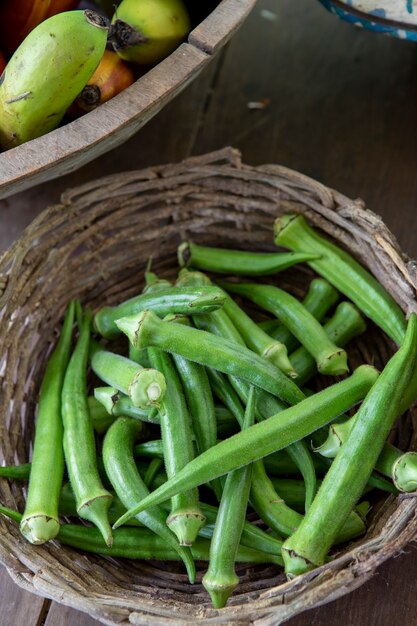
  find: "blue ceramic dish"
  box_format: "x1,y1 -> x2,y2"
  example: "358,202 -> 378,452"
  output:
319,1 -> 417,40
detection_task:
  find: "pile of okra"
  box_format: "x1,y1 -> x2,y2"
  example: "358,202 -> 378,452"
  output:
2,213 -> 417,609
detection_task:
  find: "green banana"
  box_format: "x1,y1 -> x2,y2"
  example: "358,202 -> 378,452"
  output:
111,0 -> 191,66
0,10 -> 108,149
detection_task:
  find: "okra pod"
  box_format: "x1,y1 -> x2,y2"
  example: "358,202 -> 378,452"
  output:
274,214 -> 406,344
282,314 -> 417,577
202,387 -> 256,608
116,310 -> 305,406
102,417 -> 195,583
171,317 -> 222,500
258,278 -> 339,350
220,282 -> 348,377
148,348 -> 205,545
94,286 -> 226,339
61,309 -> 113,546
90,342 -> 166,409
20,302 -> 75,544
178,241 -> 320,275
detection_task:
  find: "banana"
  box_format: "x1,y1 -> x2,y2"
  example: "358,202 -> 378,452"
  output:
68,50 -> 135,117
0,10 -> 108,149
111,0 -> 191,66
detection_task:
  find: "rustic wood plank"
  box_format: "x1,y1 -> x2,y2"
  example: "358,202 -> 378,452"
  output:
44,603 -> 102,626
0,568 -> 48,626
287,545 -> 417,625
194,0 -> 417,256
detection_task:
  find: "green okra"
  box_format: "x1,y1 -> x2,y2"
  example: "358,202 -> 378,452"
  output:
258,278 -> 339,350
20,302 -> 75,545
202,386 -> 256,609
90,342 -> 166,409
274,214 -> 406,345
316,416 -> 413,492
250,459 -> 366,543
61,309 -> 113,546
206,369 -> 314,526
88,395 -> 116,434
94,387 -> 160,424
178,240 -> 320,276
116,310 -> 305,406
113,365 -> 379,528
148,348 -> 205,546
221,293 -> 296,378
134,439 -> 164,459
220,281 -> 348,377
60,477 -> 283,556
143,458 -> 164,489
171,316 -> 222,501
0,463 -> 32,480
392,452 -> 417,492
102,417 -> 195,583
0,11 -> 108,149
178,271 -> 317,511
177,268 -> 295,377
290,301 -> 367,386
0,505 -> 280,566
94,285 -> 226,339
282,314 -> 417,577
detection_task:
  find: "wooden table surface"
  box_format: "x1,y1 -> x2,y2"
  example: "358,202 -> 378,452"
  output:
2,0 -> 417,623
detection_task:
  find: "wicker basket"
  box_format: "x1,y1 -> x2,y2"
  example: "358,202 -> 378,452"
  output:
1,147 -> 417,626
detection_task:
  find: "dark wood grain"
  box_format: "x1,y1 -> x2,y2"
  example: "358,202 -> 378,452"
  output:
2,0 -> 417,623
0,568 -> 48,626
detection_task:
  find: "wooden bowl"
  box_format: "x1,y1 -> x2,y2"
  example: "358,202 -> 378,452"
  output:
0,0 -> 256,200
1,148 -> 417,625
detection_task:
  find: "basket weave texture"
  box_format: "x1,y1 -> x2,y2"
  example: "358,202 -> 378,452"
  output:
1,147 -> 417,626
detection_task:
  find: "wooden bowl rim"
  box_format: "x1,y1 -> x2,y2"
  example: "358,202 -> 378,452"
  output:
0,0 -> 257,200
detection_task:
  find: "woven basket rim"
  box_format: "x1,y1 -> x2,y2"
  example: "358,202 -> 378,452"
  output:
1,147 -> 417,626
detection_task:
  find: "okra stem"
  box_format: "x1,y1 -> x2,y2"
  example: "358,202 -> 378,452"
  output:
90,341 -> 166,409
